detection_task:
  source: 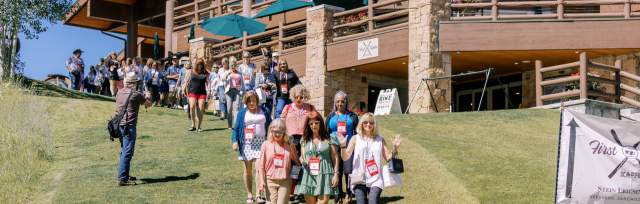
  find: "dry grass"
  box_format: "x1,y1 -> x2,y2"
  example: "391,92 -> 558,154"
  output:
0,84 -> 54,203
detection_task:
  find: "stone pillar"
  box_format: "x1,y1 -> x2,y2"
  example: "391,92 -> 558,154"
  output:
189,37 -> 219,68
126,4 -> 138,58
165,0 -> 175,57
407,0 -> 450,113
303,5 -> 344,115
242,0 -> 252,17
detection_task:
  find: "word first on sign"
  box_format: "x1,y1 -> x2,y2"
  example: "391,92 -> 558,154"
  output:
556,109 -> 640,204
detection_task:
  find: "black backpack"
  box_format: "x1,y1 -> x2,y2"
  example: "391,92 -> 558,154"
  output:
107,92 -> 133,141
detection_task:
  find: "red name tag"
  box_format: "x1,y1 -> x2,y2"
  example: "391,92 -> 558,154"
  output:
274,153 -> 284,168
244,127 -> 255,140
243,75 -> 251,84
280,83 -> 288,93
337,121 -> 347,135
309,157 -> 320,176
366,158 -> 379,177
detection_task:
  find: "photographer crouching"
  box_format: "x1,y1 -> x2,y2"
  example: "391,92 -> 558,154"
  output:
114,72 -> 152,186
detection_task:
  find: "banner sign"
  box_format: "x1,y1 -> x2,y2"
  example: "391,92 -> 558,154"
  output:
374,88 -> 401,115
357,38 -> 379,60
556,109 -> 640,203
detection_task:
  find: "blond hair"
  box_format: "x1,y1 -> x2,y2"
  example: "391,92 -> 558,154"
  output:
228,56 -> 238,68
289,85 -> 310,102
356,113 -> 379,136
242,90 -> 259,105
267,119 -> 289,144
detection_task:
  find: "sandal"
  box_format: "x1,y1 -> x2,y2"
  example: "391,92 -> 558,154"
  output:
246,196 -> 254,204
188,127 -> 196,131
255,196 -> 266,204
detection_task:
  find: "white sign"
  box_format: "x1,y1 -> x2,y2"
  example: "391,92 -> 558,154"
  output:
374,88 -> 401,115
556,109 -> 640,204
358,38 -> 379,60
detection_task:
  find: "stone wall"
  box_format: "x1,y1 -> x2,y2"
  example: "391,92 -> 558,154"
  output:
302,5 -> 343,115
407,0 -> 451,113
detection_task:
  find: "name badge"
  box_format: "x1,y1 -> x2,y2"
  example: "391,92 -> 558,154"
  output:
244,126 -> 255,141
243,75 -> 251,84
231,79 -> 239,88
365,157 -> 379,177
280,83 -> 288,94
309,157 -> 320,176
274,153 -> 285,168
337,121 -> 347,135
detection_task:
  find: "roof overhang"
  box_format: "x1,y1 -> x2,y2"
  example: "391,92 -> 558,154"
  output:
64,0 -> 165,41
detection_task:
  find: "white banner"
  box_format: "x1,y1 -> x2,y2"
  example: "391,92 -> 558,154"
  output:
556,109 -> 640,203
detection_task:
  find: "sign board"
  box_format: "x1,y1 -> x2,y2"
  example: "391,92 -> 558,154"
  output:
556,109 -> 640,203
374,88 -> 401,115
357,38 -> 379,60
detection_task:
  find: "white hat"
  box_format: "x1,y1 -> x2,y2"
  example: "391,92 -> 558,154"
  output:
272,52 -> 279,57
124,72 -> 140,84
242,51 -> 251,58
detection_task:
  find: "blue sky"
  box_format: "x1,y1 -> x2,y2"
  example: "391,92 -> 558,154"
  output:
20,23 -> 125,80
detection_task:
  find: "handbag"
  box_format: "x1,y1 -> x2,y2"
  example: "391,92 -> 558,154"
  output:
388,154 -> 404,174
382,164 -> 403,188
107,92 -> 133,141
290,165 -> 303,180
350,163 -> 365,185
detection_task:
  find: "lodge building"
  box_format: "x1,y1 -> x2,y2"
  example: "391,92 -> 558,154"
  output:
65,0 -> 640,114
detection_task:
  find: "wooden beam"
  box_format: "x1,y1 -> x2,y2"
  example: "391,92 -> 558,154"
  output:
579,52 -> 588,99
535,60 -> 543,106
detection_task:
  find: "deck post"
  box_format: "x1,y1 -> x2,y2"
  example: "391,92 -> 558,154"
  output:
368,0 -> 374,32
615,59 -> 622,102
491,0 -> 498,21
535,60 -> 543,106
557,0 -> 564,20
579,52 -> 588,100
278,22 -> 284,51
625,0 -> 631,19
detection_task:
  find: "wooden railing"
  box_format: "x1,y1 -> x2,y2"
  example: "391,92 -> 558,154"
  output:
205,20 -> 307,60
535,52 -> 623,106
450,0 -> 640,21
331,0 -> 409,41
174,0 -> 277,31
620,68 -> 640,108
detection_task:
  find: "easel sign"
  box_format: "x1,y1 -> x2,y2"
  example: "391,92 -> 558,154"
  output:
374,88 -> 402,115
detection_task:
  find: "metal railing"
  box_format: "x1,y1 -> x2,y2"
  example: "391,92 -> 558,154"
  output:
331,0 -> 409,41
535,52 -> 624,106
450,0 -> 640,21
205,20 -> 307,60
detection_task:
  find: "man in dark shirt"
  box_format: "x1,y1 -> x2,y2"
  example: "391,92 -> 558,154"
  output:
114,72 -> 151,186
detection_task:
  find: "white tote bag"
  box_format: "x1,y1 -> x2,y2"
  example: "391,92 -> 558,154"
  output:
383,165 -> 402,188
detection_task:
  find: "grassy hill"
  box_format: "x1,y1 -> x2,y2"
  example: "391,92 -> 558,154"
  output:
0,83 -> 561,203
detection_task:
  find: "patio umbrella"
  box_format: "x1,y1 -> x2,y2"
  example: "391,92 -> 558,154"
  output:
200,14 -> 266,38
153,32 -> 160,59
253,0 -> 314,19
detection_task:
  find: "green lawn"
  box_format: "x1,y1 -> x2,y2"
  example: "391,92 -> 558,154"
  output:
1,84 -> 561,204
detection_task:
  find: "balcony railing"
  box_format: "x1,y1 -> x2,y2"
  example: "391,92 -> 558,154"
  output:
174,0 -> 277,31
205,20 -> 307,60
331,0 -> 409,41
535,52 -> 627,106
451,0 -> 640,21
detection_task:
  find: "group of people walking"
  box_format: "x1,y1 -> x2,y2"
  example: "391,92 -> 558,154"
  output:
66,49 -> 191,111
109,47 -> 402,204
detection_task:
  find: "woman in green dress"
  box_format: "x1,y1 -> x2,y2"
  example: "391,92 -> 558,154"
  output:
295,111 -> 339,204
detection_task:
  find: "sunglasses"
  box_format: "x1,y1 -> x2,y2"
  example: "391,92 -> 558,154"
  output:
363,121 -> 375,125
308,121 -> 321,126
271,130 -> 285,135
